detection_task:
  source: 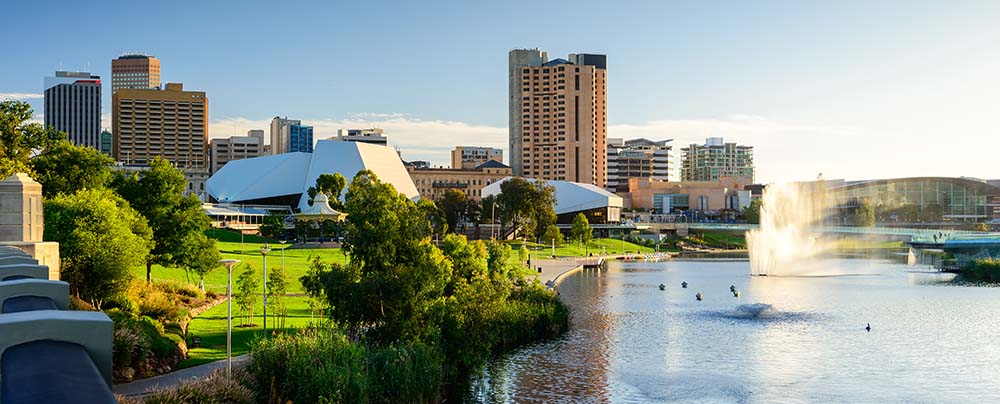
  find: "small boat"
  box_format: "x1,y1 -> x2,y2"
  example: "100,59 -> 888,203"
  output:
658,284 -> 666,291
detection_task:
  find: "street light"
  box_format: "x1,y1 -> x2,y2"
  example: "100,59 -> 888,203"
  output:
279,240 -> 286,270
218,259 -> 241,380
491,200 -> 497,240
259,243 -> 271,338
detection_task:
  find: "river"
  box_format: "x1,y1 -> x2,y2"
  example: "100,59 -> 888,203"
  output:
466,256 -> 1000,403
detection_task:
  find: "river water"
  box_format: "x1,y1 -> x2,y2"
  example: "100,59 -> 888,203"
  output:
466,256 -> 1000,403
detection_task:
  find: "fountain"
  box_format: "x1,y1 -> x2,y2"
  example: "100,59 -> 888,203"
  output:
746,181 -> 833,276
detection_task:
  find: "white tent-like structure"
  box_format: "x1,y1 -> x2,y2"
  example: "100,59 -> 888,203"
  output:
481,177 -> 623,223
206,140 -> 418,210
295,194 -> 346,222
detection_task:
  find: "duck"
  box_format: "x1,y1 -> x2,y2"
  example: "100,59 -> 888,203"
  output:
658,284 -> 666,291
732,290 -> 740,298
729,285 -> 737,293
865,323 -> 871,332
681,281 -> 688,288
695,292 -> 703,301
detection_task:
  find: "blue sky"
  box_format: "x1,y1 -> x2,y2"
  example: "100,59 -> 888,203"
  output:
3,0 -> 999,181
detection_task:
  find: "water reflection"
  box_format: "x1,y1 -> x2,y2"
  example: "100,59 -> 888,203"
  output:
466,258 -> 1000,403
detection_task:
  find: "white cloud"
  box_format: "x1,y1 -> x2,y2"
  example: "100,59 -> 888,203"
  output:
0,93 -> 43,101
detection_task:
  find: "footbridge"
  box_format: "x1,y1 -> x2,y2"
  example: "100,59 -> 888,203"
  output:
631,221 -> 1000,243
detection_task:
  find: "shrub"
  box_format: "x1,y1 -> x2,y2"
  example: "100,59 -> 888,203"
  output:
961,258 -> 1000,282
122,370 -> 254,404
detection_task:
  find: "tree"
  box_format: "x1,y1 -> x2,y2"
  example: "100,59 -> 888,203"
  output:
569,213 -> 593,247
438,189 -> 467,234
419,198 -> 448,238
235,263 -> 260,327
496,178 -> 556,240
743,199 -> 763,224
30,140 -> 115,198
44,188 -> 153,309
259,212 -> 287,239
307,173 -> 347,209
0,101 -> 65,178
541,224 -> 564,247
267,265 -> 289,329
852,199 -> 876,227
303,170 -> 452,343
182,235 -> 222,292
114,157 -> 210,282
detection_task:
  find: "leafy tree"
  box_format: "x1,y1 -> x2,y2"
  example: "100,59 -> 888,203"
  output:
419,198 -> 448,237
496,178 -> 556,240
569,213 -> 593,247
267,265 -> 289,329
303,170 -> 452,343
0,101 -> 65,178
307,173 -> 347,209
259,212 -> 287,239
438,189 -> 467,234
182,235 -> 222,291
852,198 -> 876,227
114,157 -> 210,282
743,199 -> 763,224
30,141 -> 115,197
235,263 -> 260,327
441,234 -> 487,285
44,188 -> 153,309
541,224 -> 564,247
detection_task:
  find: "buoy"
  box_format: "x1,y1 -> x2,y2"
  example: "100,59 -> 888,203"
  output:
696,292 -> 703,301
681,281 -> 688,288
659,284 -> 666,291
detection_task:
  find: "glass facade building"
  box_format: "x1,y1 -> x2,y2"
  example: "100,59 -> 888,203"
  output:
288,124 -> 313,153
831,177 -> 1000,221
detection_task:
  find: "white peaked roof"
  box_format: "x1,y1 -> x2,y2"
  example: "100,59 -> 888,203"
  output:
296,194 -> 346,221
207,140 -> 418,211
481,177 -> 624,215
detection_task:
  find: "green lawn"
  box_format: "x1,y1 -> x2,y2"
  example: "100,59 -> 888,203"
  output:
510,237 -> 657,258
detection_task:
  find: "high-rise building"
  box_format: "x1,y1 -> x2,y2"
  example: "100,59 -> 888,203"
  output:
100,130 -> 112,155
112,83 -> 208,170
269,116 -> 301,155
111,54 -> 161,92
288,124 -> 313,153
680,137 -> 754,182
210,129 -> 265,173
606,138 -> 672,192
452,146 -> 503,169
334,128 -> 388,146
508,49 -> 607,186
43,71 -> 102,150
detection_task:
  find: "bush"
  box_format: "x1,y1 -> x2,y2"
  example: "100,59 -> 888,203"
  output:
121,370 -> 254,404
248,328 -> 441,404
961,258 -> 1000,282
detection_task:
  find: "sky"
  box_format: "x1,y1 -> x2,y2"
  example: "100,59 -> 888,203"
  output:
2,0 -> 999,182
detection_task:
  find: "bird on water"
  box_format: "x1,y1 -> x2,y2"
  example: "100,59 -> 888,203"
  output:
865,323 -> 871,332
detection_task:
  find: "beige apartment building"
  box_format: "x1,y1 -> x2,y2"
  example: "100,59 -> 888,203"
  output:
451,146 -> 502,169
111,54 -> 161,92
509,49 -> 607,187
210,129 -> 265,173
622,176 -> 753,213
407,160 -> 512,202
112,83 -> 208,171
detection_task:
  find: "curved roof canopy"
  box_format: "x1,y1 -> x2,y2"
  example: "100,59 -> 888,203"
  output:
296,194 -> 346,222
481,177 -> 623,215
207,140 -> 418,210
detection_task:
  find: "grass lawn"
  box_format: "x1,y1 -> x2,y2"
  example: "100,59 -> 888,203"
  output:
181,296 -> 321,368
510,237 -> 656,258
689,231 -> 748,249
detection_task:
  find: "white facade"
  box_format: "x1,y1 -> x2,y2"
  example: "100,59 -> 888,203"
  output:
206,140 -> 418,211
481,177 -> 623,219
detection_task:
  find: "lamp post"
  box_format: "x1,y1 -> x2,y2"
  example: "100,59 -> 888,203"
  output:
491,201 -> 497,240
218,259 -> 241,380
259,243 -> 271,338
279,240 -> 286,269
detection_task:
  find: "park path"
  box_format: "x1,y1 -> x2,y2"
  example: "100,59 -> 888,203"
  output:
113,354 -> 250,398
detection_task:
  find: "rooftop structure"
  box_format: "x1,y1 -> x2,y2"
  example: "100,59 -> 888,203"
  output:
482,177 -> 623,224
334,128 -> 388,146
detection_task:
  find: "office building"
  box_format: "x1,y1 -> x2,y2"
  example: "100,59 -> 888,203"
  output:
100,130 -> 112,155
452,146 -> 503,169
680,137 -> 754,182
606,138 -> 672,192
334,128 -> 388,146
508,49 -> 607,186
270,117 -> 313,154
623,176 -> 753,214
43,71 -> 102,150
111,54 -> 160,92
408,160 -> 512,202
289,124 -> 313,153
112,83 -> 208,171
210,129 -> 266,173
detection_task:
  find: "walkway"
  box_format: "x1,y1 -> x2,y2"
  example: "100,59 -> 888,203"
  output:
113,354 -> 250,398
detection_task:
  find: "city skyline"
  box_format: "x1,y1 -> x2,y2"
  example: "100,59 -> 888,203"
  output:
3,1 -> 999,182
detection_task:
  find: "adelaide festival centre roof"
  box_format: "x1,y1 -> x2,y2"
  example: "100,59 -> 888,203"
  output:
206,140 -> 418,211
481,177 -> 624,215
